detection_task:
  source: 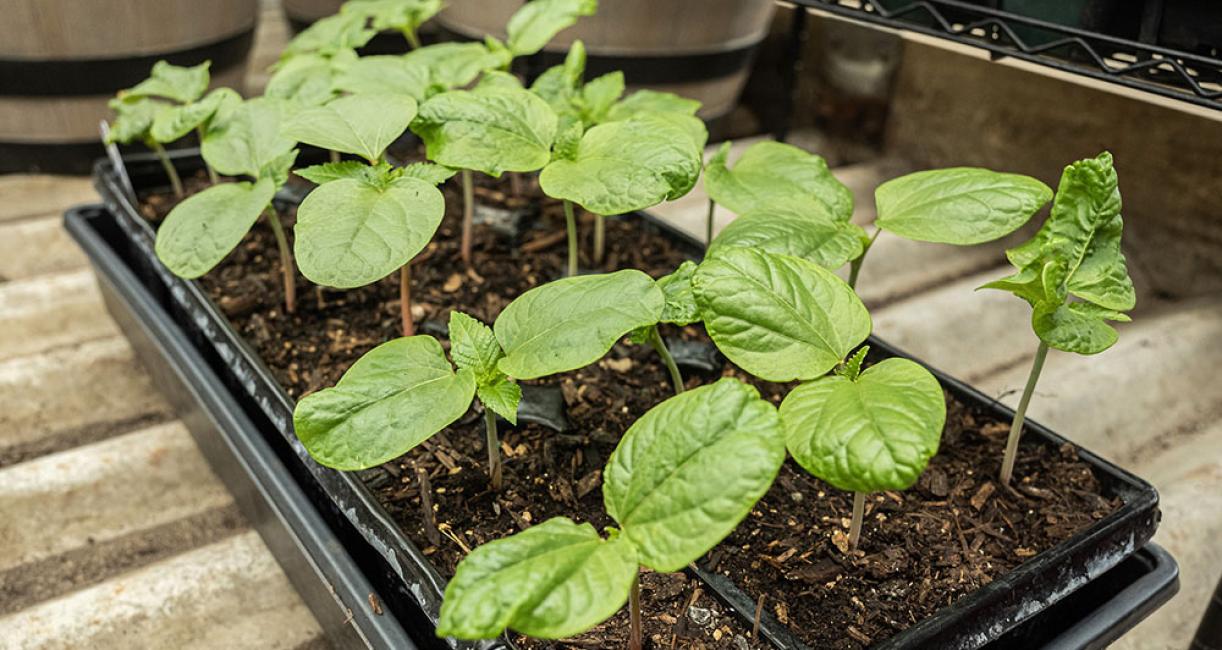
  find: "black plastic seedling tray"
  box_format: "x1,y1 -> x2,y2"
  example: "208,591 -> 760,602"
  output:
88,150 -> 1165,649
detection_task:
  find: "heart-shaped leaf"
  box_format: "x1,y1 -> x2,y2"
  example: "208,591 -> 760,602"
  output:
604,378 -> 784,571
781,357 -> 946,493
495,270 -> 664,379
150,87 -> 242,143
505,0 -> 597,56
875,168 -> 1052,245
105,96 -> 162,144
577,71 -> 623,124
437,517 -> 637,640
295,175 -> 445,288
605,90 -> 701,123
266,50 -> 359,106
293,336 -> 475,470
693,248 -> 871,382
155,179 -> 276,279
414,86 -> 558,176
708,209 -> 867,270
283,94 -> 417,162
332,55 -> 430,100
403,42 -> 509,92
201,97 -> 298,179
704,141 -> 853,221
540,112 -> 706,215
282,12 -> 375,59
125,60 -> 211,104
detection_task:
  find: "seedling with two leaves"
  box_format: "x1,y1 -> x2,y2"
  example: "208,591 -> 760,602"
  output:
105,60 -> 240,196
982,151 -> 1135,484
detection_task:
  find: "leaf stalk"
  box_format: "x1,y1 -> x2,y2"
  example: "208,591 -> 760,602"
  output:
847,228 -> 882,290
705,198 -> 715,246
629,571 -> 642,650
848,491 -> 866,552
461,169 -> 475,266
592,214 -> 605,267
647,326 -> 684,395
563,200 -> 579,277
196,126 -> 219,185
399,263 -> 414,336
151,141 -> 184,198
265,207 -> 296,314
485,407 -> 503,491
1000,341 -> 1049,484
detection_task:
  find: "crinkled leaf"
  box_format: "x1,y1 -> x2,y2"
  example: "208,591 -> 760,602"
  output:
283,93 -> 417,161
605,89 -> 701,123
106,96 -> 161,144
293,336 -> 475,470
540,112 -> 706,214
530,40 -> 586,115
437,517 -> 637,640
155,179 -> 276,278
448,311 -> 504,381
201,97 -> 298,179
294,176 -> 445,287
657,261 -> 699,326
495,270 -> 664,379
333,55 -> 430,100
267,50 -> 358,106
781,357 -> 946,493
693,248 -> 871,382
150,87 -> 241,143
604,379 -> 784,571
295,161 -> 382,185
478,378 -> 522,425
125,60 -> 210,104
260,148 -> 300,188
551,115 -> 583,161
414,86 -> 557,176
704,141 -> 853,221
1032,302 -> 1119,354
577,71 -> 623,124
708,209 -> 867,270
505,0 -> 597,56
399,162 -> 457,185
475,70 -> 525,91
403,42 -> 507,92
875,167 -> 1052,245
283,12 -> 375,59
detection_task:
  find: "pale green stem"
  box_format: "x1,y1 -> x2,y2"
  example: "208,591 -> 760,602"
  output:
705,198 -> 715,246
151,141 -> 183,198
196,126 -> 219,185
847,227 -> 882,290
265,207 -> 296,314
647,326 -> 684,395
848,491 -> 866,552
1000,341 -> 1050,484
461,169 -> 475,266
402,28 -> 421,50
629,571 -> 642,650
563,200 -> 579,277
593,214 -> 606,267
329,150 -> 341,164
485,406 -> 502,491
399,263 -> 413,336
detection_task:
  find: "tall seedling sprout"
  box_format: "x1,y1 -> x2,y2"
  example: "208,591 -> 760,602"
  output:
982,152 -> 1134,484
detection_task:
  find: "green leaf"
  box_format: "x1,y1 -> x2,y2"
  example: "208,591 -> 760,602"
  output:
149,87 -> 241,143
294,336 -> 475,470
403,42 -> 507,92
539,112 -> 706,215
1032,302 -> 1119,354
345,0 -> 444,37
604,379 -> 784,571
294,175 -> 445,288
530,40 -> 586,115
413,86 -> 558,176
398,162 -> 457,185
437,517 -> 637,640
874,167 -> 1052,245
283,12 -> 375,59
267,50 -> 358,106
295,161 -> 380,185
781,357 -> 946,493
332,55 -> 430,100
125,60 -> 211,104
283,93 -> 417,162
476,70 -> 525,92
693,248 -> 871,382
505,0 -> 598,56
495,270 -> 664,379
657,260 -> 700,326
478,378 -> 522,425
577,71 -> 623,124
154,179 -> 276,279
448,311 -> 504,381
704,141 -> 854,221
201,97 -> 298,179
708,209 -> 867,270
605,90 -> 701,123
106,96 -> 161,144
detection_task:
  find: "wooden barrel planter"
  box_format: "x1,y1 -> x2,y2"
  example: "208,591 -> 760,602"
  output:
436,0 -> 777,120
282,0 -> 344,33
0,0 -> 257,174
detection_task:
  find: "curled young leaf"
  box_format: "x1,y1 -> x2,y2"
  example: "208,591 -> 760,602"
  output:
398,162 -> 457,185
154,178 -> 276,279
657,260 -> 700,326
332,55 -> 430,100
125,60 -> 211,104
495,270 -> 664,379
105,96 -> 162,145
295,161 -> 383,185
293,336 -> 475,470
294,176 -> 445,288
539,112 -> 706,215
781,357 -> 946,493
201,97 -> 298,180
708,209 -> 867,270
437,517 -> 637,640
604,378 -> 784,571
414,86 -> 558,176
449,311 -> 504,382
1032,302 -> 1120,355
403,42 -> 508,93
478,378 -> 522,426
505,0 -> 598,57
693,248 -> 871,382
704,141 -> 853,221
874,167 -> 1052,245
530,40 -> 586,116
150,88 -> 241,143
283,93 -> 417,162
577,71 -> 624,124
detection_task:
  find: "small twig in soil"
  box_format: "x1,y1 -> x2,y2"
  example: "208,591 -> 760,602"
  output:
416,465 -> 441,547
752,593 -> 765,641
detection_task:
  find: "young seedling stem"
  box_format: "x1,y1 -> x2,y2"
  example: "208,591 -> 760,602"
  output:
265,207 -> 296,314
705,198 -> 715,246
399,263 -> 414,336
196,126 -> 219,184
1000,341 -> 1049,484
329,150 -> 341,164
847,228 -> 881,290
151,141 -> 184,198
485,407 -> 503,491
646,326 -> 684,394
402,28 -> 422,50
593,214 -> 606,267
629,571 -> 643,650
563,200 -> 579,276
461,169 -> 475,266
848,490 -> 866,552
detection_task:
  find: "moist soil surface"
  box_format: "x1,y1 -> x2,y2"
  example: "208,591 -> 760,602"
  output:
141,172 -> 1120,649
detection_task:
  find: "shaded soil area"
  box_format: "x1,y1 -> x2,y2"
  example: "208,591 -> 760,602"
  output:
140,173 -> 1120,649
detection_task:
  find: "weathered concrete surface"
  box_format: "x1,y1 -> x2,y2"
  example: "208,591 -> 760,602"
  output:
0,269 -> 116,361
0,216 -> 88,281
0,176 -> 96,223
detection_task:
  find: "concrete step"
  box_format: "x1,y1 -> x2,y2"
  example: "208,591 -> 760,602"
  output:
0,422 -> 233,571
0,269 -> 116,361
0,337 -> 173,466
843,233 -> 1014,309
0,216 -> 88,282
0,176 -> 96,223
0,530 -> 326,650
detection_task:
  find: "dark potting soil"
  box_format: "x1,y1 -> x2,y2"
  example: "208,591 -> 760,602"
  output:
140,173 -> 1120,649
